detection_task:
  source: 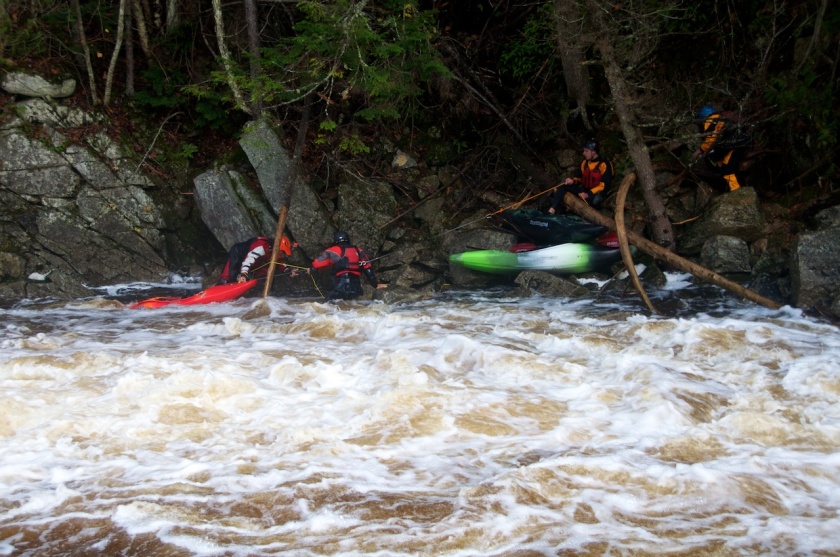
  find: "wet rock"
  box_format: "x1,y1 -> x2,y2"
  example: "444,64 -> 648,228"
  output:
790,227 -> 840,310
813,205 -> 840,230
193,167 -> 275,250
1,72 -> 76,98
514,270 -> 590,298
238,118 -> 334,257
392,150 -> 418,169
700,235 -> 751,274
678,187 -> 765,253
336,177 -> 397,256
373,285 -> 435,304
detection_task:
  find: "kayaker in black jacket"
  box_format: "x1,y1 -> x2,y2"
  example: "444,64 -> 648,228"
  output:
692,104 -> 750,192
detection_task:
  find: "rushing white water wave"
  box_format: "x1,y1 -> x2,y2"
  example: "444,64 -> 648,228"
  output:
1,284 -> 839,556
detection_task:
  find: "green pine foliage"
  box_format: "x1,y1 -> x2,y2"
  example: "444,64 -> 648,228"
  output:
498,3 -> 555,83
251,1 -> 449,126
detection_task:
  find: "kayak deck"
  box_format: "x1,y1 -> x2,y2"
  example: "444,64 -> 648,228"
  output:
450,243 -> 624,275
128,279 -> 259,309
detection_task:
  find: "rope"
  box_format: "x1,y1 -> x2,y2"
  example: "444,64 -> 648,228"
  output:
427,183 -> 560,241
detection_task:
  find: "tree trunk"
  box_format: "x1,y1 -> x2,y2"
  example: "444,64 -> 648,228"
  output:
563,192 -> 782,311
125,1 -> 135,97
71,0 -> 100,105
244,0 -> 262,117
614,172 -> 658,314
211,0 -> 250,114
263,93 -> 314,297
166,0 -> 179,31
587,0 -> 675,251
132,0 -> 152,58
553,0 -> 592,130
0,0 -> 7,58
103,0 -> 128,106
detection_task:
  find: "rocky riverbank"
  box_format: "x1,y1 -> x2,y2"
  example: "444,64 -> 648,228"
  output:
2,71 -> 840,318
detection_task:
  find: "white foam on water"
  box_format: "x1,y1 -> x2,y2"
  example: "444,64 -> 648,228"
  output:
1,290 -> 839,555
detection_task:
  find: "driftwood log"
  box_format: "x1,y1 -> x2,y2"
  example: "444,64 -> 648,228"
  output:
562,190 -> 783,311
613,173 -> 658,314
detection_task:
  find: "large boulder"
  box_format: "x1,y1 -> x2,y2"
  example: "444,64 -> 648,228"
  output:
1,72 -> 76,98
790,212 -> 840,310
678,187 -> 765,253
193,168 -> 276,250
336,177 -> 397,255
700,235 -> 751,274
238,118 -> 333,257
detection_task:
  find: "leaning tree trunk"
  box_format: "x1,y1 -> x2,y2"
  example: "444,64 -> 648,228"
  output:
132,0 -> 151,58
103,0 -> 127,106
563,192 -> 782,311
553,0 -> 592,130
125,1 -> 135,97
71,0 -> 100,104
244,0 -> 262,117
211,0 -> 250,114
588,0 -> 675,251
262,94 -> 313,297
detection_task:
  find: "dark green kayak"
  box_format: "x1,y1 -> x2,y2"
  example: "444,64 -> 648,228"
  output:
492,209 -> 607,245
449,243 -> 624,275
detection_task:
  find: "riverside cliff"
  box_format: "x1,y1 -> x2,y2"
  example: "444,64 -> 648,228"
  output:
2,71 -> 840,318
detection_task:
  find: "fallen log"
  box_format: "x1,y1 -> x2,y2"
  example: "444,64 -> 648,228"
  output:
562,191 -> 783,310
612,173 -> 658,314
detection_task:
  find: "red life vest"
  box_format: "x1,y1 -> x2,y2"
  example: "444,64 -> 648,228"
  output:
580,159 -> 611,194
336,245 -> 362,276
313,244 -> 371,277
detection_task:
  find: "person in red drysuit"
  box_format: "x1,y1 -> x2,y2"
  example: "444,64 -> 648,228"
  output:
309,231 -> 385,301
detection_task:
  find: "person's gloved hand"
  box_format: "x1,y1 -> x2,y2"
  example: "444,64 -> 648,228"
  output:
236,273 -> 248,283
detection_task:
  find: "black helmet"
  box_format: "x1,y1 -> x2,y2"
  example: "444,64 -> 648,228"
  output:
333,231 -> 350,244
582,139 -> 599,153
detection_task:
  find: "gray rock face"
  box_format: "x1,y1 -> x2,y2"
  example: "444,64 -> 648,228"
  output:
193,168 -> 275,250
238,118 -> 333,257
700,235 -> 751,274
1,72 -> 76,98
790,226 -> 840,309
0,93 -> 207,301
813,206 -> 840,230
336,177 -> 397,256
679,187 -> 765,253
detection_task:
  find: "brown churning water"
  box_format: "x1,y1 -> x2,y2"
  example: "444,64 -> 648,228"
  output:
1,282 -> 839,556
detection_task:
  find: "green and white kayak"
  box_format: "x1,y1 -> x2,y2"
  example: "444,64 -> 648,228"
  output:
449,243 -> 625,275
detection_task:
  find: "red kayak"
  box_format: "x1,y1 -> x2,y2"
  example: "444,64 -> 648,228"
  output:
128,279 -> 259,309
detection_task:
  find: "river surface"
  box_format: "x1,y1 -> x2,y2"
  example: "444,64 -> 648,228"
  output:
1,275 -> 839,556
